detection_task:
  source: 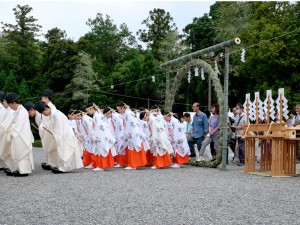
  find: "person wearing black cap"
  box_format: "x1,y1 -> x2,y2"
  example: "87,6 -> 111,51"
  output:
1,93 -> 34,177
41,89 -> 56,110
34,101 -> 83,173
23,101 -> 58,171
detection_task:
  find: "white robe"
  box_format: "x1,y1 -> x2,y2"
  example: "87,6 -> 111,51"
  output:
45,108 -> 83,172
78,114 -> 93,154
123,108 -> 146,152
166,117 -> 190,157
36,112 -> 59,167
4,105 -> 34,174
111,112 -> 127,155
91,111 -> 116,157
148,114 -> 173,156
0,103 -> 7,167
0,107 -> 15,169
0,103 -> 6,122
74,120 -> 84,156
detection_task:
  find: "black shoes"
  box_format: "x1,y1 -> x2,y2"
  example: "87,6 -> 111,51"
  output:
41,163 -> 52,170
12,171 -> 28,177
4,168 -> 14,176
51,167 -> 65,174
4,169 -> 28,177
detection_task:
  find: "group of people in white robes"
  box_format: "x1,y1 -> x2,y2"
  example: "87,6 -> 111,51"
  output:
0,88 -> 190,177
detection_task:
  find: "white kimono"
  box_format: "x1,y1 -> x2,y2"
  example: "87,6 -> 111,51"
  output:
110,112 -> 127,155
123,108 -> 146,152
91,111 -> 116,157
0,103 -> 7,167
0,103 -> 6,122
75,120 -> 84,156
166,116 -> 190,157
4,105 -> 34,174
45,108 -> 83,172
0,107 -> 15,169
37,111 -> 59,167
148,114 -> 173,156
77,115 -> 93,154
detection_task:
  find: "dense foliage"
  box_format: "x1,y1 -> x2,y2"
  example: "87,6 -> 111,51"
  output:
1,2 -> 300,114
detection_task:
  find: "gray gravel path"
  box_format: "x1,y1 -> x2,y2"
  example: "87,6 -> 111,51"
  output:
0,148 -> 299,225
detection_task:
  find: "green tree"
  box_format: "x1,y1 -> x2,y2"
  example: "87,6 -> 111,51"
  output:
66,53 -> 100,107
18,78 -> 30,101
137,8 -> 177,60
183,14 -> 215,51
158,31 -> 186,62
1,4 -> 42,82
232,2 -> 300,106
79,14 -> 136,72
3,71 -> 18,94
41,27 -> 79,92
0,70 -> 6,90
135,52 -> 160,100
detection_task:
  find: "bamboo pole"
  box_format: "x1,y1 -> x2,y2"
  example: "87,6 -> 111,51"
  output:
160,38 -> 241,67
221,47 -> 230,171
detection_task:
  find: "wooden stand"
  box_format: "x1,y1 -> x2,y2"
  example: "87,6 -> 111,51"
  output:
243,124 -> 299,177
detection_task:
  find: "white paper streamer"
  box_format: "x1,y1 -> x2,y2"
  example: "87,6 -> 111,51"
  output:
187,69 -> 191,83
263,90 -> 275,120
151,76 -> 155,82
201,67 -> 205,80
214,60 -> 221,76
194,66 -> 199,77
243,93 -> 255,121
275,88 -> 288,120
253,92 -> 264,121
241,48 -> 246,63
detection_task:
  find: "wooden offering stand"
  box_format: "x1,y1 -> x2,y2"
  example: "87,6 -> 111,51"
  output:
242,92 -> 299,177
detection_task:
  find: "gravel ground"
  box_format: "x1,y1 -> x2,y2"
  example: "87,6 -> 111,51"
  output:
0,148 -> 300,225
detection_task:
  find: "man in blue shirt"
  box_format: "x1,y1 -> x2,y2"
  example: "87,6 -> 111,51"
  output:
188,103 -> 209,160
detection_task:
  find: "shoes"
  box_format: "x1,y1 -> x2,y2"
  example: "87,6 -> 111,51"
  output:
51,167 -> 65,174
124,166 -> 136,170
196,156 -> 205,162
0,167 -> 5,171
237,162 -> 245,166
4,169 -> 14,176
92,168 -> 104,172
114,164 -> 123,168
84,165 -> 94,169
170,164 -> 180,168
41,163 -> 51,170
210,158 -> 216,162
13,171 -> 28,177
151,166 -> 157,170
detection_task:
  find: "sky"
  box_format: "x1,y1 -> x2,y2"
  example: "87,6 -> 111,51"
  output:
0,0 -> 215,41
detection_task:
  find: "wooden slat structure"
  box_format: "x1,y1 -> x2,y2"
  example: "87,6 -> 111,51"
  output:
243,124 -> 299,177
242,89 -> 299,177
